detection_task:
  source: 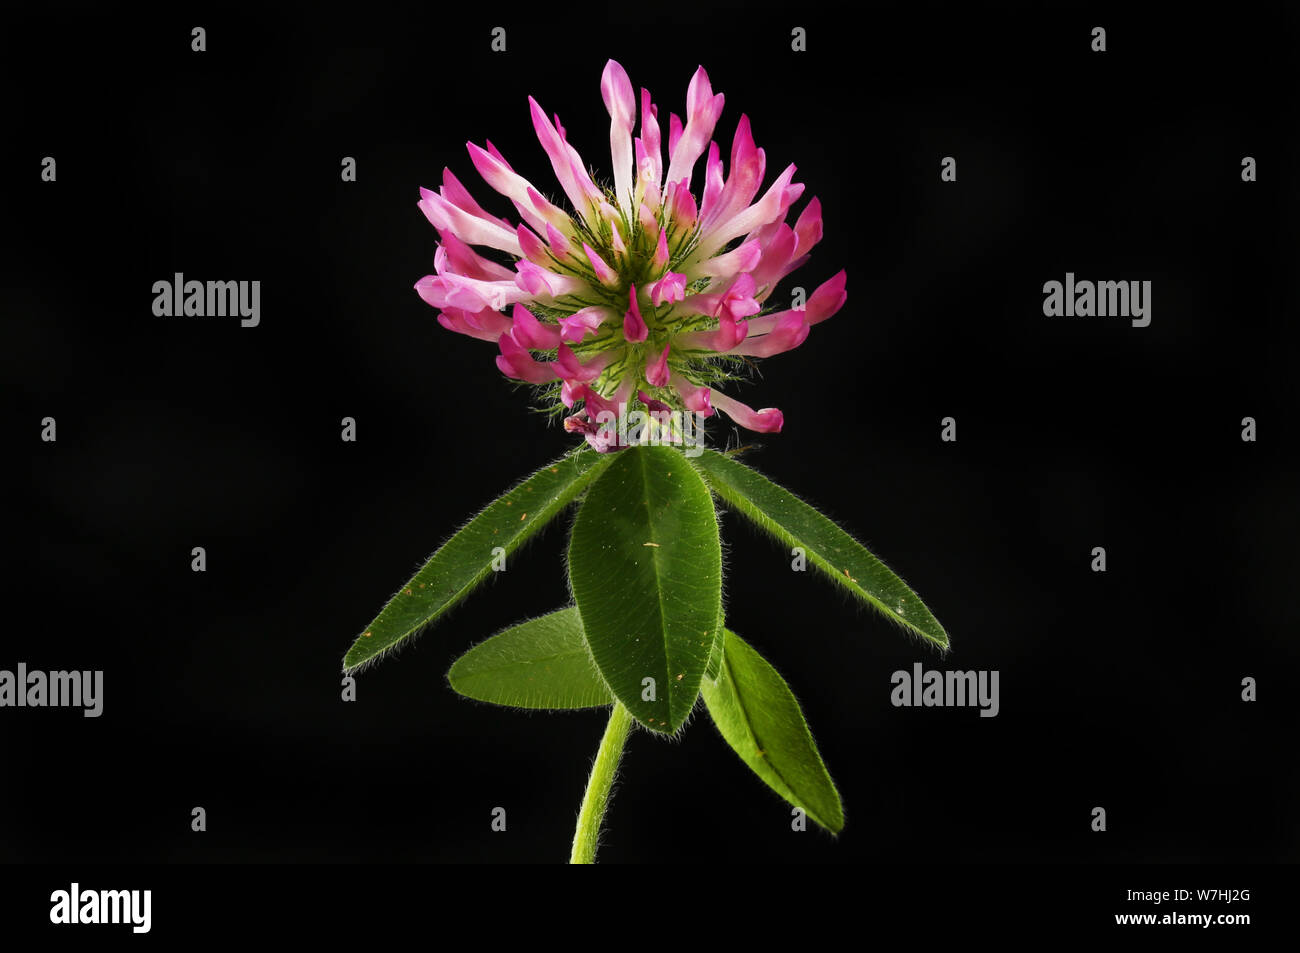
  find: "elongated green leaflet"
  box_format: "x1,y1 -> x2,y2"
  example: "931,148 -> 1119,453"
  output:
701,630 -> 844,833
344,451 -> 612,672
568,446 -> 722,733
447,608 -> 613,709
704,615 -> 724,683
690,450 -> 949,651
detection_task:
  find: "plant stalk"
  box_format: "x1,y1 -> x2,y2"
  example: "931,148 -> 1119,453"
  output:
569,702 -> 633,864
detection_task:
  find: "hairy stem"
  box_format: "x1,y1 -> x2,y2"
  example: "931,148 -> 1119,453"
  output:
570,702 -> 633,864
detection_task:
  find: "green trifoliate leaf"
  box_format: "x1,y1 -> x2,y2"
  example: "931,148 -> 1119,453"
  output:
568,446 -> 722,734
344,450 -> 613,672
701,630 -> 844,833
690,450 -> 949,651
447,608 -> 613,709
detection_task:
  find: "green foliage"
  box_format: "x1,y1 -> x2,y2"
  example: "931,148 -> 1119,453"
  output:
348,441 -> 952,860
447,608 -> 612,709
568,446 -> 723,733
690,450 -> 949,651
343,450 -> 612,672
701,630 -> 844,833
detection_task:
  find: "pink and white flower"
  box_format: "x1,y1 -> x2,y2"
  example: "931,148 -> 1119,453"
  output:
415,59 -> 846,449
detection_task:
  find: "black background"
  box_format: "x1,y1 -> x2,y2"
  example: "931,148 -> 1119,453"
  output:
7,3 -> 1298,866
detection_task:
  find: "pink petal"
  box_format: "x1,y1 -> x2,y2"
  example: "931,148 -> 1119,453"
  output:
416,272 -> 529,312
671,374 -> 714,416
583,243 -> 620,286
729,308 -> 809,358
514,261 -> 586,299
601,59 -> 637,215
715,316 -> 749,351
794,197 -> 824,256
561,378 -> 582,407
418,187 -> 521,256
691,238 -> 762,279
648,271 -> 686,306
646,343 -> 671,387
696,164 -> 801,257
435,233 -> 516,282
635,140 -> 661,207
574,383 -> 622,423
665,180 -> 698,231
740,270 -> 847,335
516,224 -> 549,265
545,222 -> 573,258
639,88 -> 663,190
652,228 -> 670,271
685,273 -> 759,324
564,411 -> 598,433
508,303 -> 562,350
670,317 -> 743,351
638,390 -> 674,415
467,142 -> 568,234
529,97 -> 600,223
710,389 -> 783,433
638,202 -> 659,239
496,330 -> 560,384
701,115 -> 766,231
623,285 -> 648,342
440,167 -> 511,229
433,305 -> 512,342
665,66 -> 725,190
699,141 -> 725,223
556,344 -> 611,382
559,305 -> 614,342
609,218 -> 628,257
749,224 -> 799,295
564,403 -> 626,453
805,268 -> 847,325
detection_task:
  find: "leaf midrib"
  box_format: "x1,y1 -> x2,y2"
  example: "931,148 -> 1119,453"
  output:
455,648 -> 593,677
720,648 -> 799,806
635,448 -> 673,719
702,457 -> 948,648
400,478 -> 584,642
348,455 -> 608,669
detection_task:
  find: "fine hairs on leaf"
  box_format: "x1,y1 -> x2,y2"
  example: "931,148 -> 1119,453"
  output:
688,449 -> 950,653
701,629 -> 844,833
343,449 -> 614,673
568,446 -> 723,735
447,607 -> 614,710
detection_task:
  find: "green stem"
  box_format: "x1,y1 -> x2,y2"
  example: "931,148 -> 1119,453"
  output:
570,702 -> 634,864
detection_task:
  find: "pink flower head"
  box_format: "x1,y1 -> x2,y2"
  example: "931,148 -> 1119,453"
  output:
414,60 -> 846,445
